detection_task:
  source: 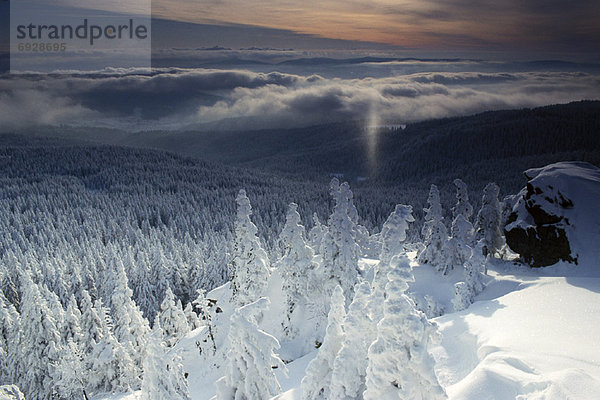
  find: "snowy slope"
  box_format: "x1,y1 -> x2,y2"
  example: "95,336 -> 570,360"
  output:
435,260 -> 600,399
153,256 -> 600,400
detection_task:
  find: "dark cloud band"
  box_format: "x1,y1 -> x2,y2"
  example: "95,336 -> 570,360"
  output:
0,65 -> 598,130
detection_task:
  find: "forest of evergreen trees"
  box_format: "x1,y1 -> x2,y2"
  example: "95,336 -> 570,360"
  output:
0,134 -> 504,398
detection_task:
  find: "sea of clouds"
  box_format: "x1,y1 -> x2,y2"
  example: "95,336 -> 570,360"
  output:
1,62 -> 599,131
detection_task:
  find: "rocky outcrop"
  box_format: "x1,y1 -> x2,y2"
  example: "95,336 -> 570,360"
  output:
504,162 -> 600,267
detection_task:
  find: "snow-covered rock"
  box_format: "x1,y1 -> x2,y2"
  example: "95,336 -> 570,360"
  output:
504,161 -> 600,267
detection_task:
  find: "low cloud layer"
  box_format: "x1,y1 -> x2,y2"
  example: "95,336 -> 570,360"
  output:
1,64 -> 599,131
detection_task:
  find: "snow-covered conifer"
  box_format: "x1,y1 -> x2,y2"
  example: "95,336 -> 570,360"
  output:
229,189 -> 271,307
452,213 -> 474,244
475,182 -> 504,257
87,299 -> 138,396
193,289 -> 217,356
110,258 -> 150,381
418,184 -> 449,272
421,184 -> 443,240
80,290 -> 104,356
158,287 -> 190,347
0,252 -> 21,308
170,255 -> 190,304
276,203 -> 315,338
320,180 -> 360,301
330,282 -> 376,400
53,340 -> 87,400
336,179 -> 371,256
453,241 -> 487,311
452,178 -> 474,221
40,284 -> 66,335
442,214 -> 474,274
183,302 -> 201,330
0,290 -> 20,384
364,256 -> 446,400
132,256 -> 157,321
141,319 -> 191,400
302,285 -> 346,400
370,204 -> 415,322
380,204 -> 414,265
62,294 -> 84,347
216,298 -> 286,400
18,272 -> 63,400
308,213 -> 327,253
149,246 -> 171,319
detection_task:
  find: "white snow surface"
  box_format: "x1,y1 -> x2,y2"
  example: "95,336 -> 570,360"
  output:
434,260 -> 600,400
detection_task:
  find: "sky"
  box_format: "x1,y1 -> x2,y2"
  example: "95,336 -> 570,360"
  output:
150,0 -> 600,57
2,0 -> 600,59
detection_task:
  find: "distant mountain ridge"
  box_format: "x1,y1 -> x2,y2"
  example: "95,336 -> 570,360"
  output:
109,101 -> 600,191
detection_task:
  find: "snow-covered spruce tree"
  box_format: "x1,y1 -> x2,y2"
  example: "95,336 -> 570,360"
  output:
40,284 -> 66,336
370,204 -> 415,323
216,298 -> 286,400
0,252 -> 21,308
363,255 -> 446,400
475,182 -> 504,257
376,204 -> 415,290
79,289 -> 105,357
170,254 -> 190,305
18,272 -> 63,400
333,178 -> 371,257
159,287 -> 190,347
276,203 -> 316,338
87,299 -> 138,396
183,302 -> 201,330
308,213 -> 327,254
320,180 -> 361,302
451,212 -> 474,245
0,289 -> 20,384
229,189 -> 271,308
330,282 -> 376,400
301,285 -> 346,400
132,254 -> 157,321
62,294 -> 84,347
418,184 -> 449,272
380,204 -> 415,264
453,241 -> 488,312
52,339 -> 87,400
149,245 -> 171,319
141,318 -> 191,400
110,258 -> 150,383
193,289 -> 217,356
452,178 -> 474,222
442,214 -> 474,275
204,236 -> 231,288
